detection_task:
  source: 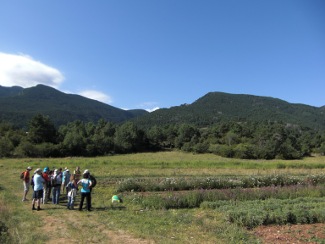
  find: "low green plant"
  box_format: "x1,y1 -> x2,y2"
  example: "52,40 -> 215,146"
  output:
116,174 -> 325,192
201,197 -> 325,228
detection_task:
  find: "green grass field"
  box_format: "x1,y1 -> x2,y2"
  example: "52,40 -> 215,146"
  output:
1,151 -> 325,243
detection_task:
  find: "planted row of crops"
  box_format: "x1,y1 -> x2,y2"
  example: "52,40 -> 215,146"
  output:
118,173 -> 325,229
201,197 -> 325,228
129,185 -> 325,209
116,174 -> 325,192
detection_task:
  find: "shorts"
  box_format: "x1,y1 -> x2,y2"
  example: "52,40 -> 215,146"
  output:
33,189 -> 44,199
23,181 -> 30,192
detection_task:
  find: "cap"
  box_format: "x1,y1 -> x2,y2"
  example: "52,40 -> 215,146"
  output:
43,167 -> 49,172
34,168 -> 41,174
84,169 -> 89,174
27,166 -> 32,170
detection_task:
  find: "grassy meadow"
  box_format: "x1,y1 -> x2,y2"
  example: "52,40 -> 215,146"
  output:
1,151 -> 325,243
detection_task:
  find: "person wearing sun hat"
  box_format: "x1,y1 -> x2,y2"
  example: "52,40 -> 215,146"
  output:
51,168 -> 63,204
22,166 -> 32,201
62,167 -> 71,195
32,168 -> 45,211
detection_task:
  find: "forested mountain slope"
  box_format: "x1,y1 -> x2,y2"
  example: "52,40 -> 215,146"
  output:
134,92 -> 325,130
0,84 -> 148,128
1,85 -> 324,130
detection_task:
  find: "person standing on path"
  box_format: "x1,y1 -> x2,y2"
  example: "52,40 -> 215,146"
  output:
42,167 -> 50,204
83,169 -> 97,209
62,168 -> 71,195
22,166 -> 32,201
32,168 -> 45,211
77,172 -> 92,211
73,166 -> 81,182
52,168 -> 62,204
66,176 -> 78,210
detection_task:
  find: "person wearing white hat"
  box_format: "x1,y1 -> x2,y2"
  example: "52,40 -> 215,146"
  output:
61,168 -> 71,194
22,166 -> 32,201
51,168 -> 63,204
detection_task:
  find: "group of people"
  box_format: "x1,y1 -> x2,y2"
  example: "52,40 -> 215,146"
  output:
21,166 -> 95,211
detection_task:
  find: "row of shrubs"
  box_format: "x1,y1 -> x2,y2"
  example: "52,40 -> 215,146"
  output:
201,197 -> 325,228
117,174 -> 325,192
129,185 -> 325,210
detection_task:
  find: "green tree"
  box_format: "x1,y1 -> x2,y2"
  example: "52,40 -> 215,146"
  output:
27,114 -> 57,144
59,120 -> 87,156
114,122 -> 145,153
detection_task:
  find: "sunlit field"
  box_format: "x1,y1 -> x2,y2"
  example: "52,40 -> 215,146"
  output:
1,151 -> 325,243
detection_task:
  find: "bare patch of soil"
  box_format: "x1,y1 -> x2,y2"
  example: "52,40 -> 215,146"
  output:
253,223 -> 325,244
37,207 -> 154,243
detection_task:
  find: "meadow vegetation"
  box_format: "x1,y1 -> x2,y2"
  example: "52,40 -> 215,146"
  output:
1,151 -> 325,243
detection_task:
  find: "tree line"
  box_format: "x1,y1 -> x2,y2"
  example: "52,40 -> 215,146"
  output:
0,114 -> 324,159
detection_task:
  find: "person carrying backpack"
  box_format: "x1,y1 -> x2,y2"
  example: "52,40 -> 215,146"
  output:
77,172 -> 92,211
84,169 -> 96,209
32,168 -> 45,211
21,166 -> 32,201
42,167 -> 50,204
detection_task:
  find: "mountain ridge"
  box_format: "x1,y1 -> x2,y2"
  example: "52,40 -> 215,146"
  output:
0,84 -> 148,128
132,91 -> 325,130
0,84 -> 324,129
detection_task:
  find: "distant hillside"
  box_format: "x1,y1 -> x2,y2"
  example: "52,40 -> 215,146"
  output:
133,92 -> 325,130
0,84 -> 148,128
1,85 -> 324,130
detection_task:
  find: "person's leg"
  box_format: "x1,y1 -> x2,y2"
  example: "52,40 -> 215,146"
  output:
79,193 -> 85,210
71,196 -> 75,209
52,187 -> 56,204
43,185 -> 47,204
86,193 -> 91,211
23,182 -> 29,201
32,190 -> 36,210
89,188 -> 92,208
57,186 -> 61,204
47,185 -> 51,201
67,196 -> 71,209
37,190 -> 43,210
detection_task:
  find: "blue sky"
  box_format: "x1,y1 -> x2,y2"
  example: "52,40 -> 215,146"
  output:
0,0 -> 324,111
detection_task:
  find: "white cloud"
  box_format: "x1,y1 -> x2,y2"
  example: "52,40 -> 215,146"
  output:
78,90 -> 113,104
146,107 -> 160,112
0,52 -> 64,88
137,102 -> 160,112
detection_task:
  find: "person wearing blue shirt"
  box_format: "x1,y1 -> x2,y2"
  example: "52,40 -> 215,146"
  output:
77,172 -> 92,211
32,168 -> 45,211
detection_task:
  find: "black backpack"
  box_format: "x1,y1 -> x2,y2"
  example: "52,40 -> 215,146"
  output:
31,175 -> 35,186
90,175 -> 97,188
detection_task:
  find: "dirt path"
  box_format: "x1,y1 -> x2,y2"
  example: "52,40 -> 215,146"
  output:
29,204 -> 154,243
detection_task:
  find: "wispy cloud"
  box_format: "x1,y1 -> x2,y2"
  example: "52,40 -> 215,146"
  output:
78,90 -> 113,104
137,102 -> 160,112
0,52 -> 64,88
0,52 -> 114,105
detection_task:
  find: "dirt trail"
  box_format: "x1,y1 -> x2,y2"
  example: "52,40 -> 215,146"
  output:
28,204 -> 154,243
